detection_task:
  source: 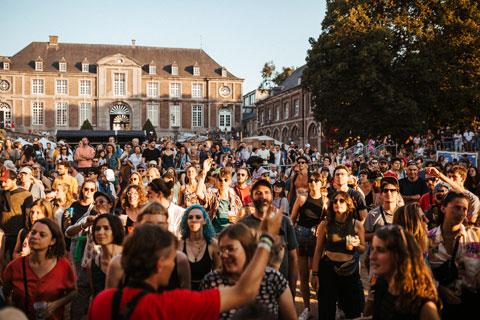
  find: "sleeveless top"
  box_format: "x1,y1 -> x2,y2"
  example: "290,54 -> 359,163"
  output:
166,255 -> 180,290
373,276 -> 428,320
183,186 -> 200,207
325,218 -> 356,254
91,257 -> 106,297
297,195 -> 323,229
161,153 -> 174,170
183,241 -> 213,291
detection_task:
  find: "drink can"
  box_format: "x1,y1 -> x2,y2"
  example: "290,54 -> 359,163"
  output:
33,301 -> 48,320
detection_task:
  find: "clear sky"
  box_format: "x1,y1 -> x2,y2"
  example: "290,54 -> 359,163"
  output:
1,0 -> 326,93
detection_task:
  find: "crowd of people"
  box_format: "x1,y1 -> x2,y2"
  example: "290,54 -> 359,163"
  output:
0,133 -> 478,320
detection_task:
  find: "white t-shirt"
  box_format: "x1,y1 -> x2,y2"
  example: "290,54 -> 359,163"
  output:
168,202 -> 185,238
257,148 -> 270,161
464,131 -> 474,142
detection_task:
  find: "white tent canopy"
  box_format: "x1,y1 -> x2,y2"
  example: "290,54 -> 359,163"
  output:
242,135 -> 283,145
39,137 -> 56,148
15,138 -> 32,146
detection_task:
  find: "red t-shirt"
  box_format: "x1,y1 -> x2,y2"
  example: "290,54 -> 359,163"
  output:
2,256 -> 76,320
419,192 -> 433,213
89,287 -> 220,320
234,184 -> 252,206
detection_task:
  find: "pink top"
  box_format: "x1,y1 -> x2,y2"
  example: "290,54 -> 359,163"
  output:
74,145 -> 95,168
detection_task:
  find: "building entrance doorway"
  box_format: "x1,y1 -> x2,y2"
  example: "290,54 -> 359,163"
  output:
110,102 -> 131,130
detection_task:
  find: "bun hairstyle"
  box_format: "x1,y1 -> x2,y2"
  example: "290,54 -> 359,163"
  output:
148,178 -> 174,197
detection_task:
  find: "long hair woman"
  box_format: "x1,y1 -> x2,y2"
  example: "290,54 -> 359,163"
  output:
13,199 -> 54,259
311,191 -> 366,319
51,183 -> 74,227
370,225 -> 440,319
179,204 -> 220,290
3,219 -> 76,320
393,203 -> 429,254
178,165 -> 200,207
89,214 -> 124,296
120,184 -> 148,234
201,223 -> 296,320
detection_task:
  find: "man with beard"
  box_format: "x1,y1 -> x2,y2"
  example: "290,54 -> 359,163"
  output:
240,179 -> 298,298
378,157 -> 389,174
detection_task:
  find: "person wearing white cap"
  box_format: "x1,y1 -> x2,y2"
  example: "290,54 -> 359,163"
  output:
18,166 -> 45,201
98,169 -> 117,200
2,160 -> 17,173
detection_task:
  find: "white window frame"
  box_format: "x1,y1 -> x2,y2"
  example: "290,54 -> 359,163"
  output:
56,79 -> 68,95
3,62 -> 10,71
55,102 -> 68,127
35,61 -> 43,71
219,109 -> 232,130
82,63 -> 89,73
284,102 -> 289,119
275,105 -> 280,121
169,82 -> 181,98
221,68 -> 227,77
32,101 -> 44,125
79,103 -> 92,126
191,83 -> 203,99
193,66 -> 200,76
147,81 -> 159,98
294,99 -> 300,116
171,65 -> 178,76
113,72 -> 126,96
149,65 -> 156,75
192,104 -> 203,128
169,104 -> 181,127
147,102 -> 159,126
59,62 -> 67,72
32,79 -> 44,95
79,79 -> 91,96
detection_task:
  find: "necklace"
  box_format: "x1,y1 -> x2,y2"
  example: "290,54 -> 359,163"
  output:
187,239 -> 206,262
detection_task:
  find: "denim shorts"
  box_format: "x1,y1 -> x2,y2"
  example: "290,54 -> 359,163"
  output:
295,225 -> 317,257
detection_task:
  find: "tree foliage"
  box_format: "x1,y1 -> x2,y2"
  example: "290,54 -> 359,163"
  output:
142,119 -> 156,133
80,119 -> 93,130
259,61 -> 296,92
303,0 -> 480,139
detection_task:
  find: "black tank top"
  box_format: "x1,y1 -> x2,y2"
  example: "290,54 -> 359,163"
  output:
325,218 -> 356,254
297,195 -> 323,229
183,241 -> 213,290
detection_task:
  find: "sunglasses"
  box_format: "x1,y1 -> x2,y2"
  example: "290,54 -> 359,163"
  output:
188,215 -> 203,220
297,161 -> 307,164
83,188 -> 95,192
333,198 -> 346,204
382,188 -> 397,193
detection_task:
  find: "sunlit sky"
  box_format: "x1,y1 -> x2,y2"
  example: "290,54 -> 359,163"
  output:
1,0 -> 326,92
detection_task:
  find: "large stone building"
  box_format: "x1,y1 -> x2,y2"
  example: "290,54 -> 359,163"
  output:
0,36 -> 243,136
241,89 -> 268,138
256,65 -> 321,148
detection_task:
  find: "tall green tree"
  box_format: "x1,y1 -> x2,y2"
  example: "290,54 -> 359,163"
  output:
258,62 -> 296,92
303,0 -> 480,140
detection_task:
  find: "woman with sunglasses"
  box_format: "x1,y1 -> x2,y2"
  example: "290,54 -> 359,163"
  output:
311,191 -> 366,320
178,205 -> 220,290
201,223 -> 297,320
56,145 -> 73,163
178,165 -> 200,207
369,225 -> 440,319
197,158 -> 243,233
119,184 -> 148,234
89,214 -> 124,297
272,180 -> 289,215
428,191 -> 480,318
3,219 -> 76,320
290,172 -> 326,318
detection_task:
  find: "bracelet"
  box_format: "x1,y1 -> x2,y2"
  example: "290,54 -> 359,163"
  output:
312,271 -> 318,276
257,242 -> 272,252
259,237 -> 273,248
260,233 -> 274,243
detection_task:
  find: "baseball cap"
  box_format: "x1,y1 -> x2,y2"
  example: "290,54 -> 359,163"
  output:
0,166 -> 16,182
104,169 -> 115,182
381,176 -> 399,189
19,167 -> 32,175
137,163 -> 147,170
3,160 -> 17,173
148,160 -> 157,166
434,182 -> 451,192
94,191 -> 115,205
378,157 -> 388,163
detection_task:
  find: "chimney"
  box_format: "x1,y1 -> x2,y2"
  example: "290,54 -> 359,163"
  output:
131,39 -> 136,47
49,35 -> 58,46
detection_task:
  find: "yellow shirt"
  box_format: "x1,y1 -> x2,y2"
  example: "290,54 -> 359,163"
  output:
52,174 -> 79,197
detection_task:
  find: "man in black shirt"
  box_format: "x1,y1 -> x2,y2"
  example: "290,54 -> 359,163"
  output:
142,139 -> 162,164
399,161 -> 429,203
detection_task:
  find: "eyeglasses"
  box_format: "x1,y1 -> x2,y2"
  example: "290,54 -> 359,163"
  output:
297,161 -> 307,164
138,169 -> 146,172
188,215 -> 203,220
83,188 -> 95,192
219,246 -> 239,255
382,188 -> 397,193
333,198 -> 346,204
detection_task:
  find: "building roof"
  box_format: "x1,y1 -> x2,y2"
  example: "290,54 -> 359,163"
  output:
242,112 -> 257,121
8,41 -> 240,79
279,65 -> 306,92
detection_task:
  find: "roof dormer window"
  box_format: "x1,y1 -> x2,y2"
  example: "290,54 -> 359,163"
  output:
149,61 -> 156,75
171,62 -> 178,76
35,57 -> 43,71
59,57 -> 67,72
221,67 -> 227,78
82,58 -> 89,73
193,62 -> 200,76
3,59 -> 10,71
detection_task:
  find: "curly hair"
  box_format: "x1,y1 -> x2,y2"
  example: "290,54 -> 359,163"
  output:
326,191 -> 355,226
121,184 -> 148,209
393,203 -> 428,253
179,204 -> 216,243
374,225 -> 440,314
